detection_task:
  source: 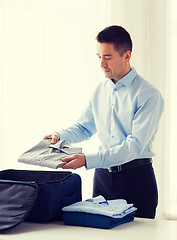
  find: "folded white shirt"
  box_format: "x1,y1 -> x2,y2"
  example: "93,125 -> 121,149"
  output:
18,139 -> 82,169
62,195 -> 137,218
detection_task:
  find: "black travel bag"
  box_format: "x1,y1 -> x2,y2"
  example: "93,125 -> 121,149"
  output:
0,169 -> 82,232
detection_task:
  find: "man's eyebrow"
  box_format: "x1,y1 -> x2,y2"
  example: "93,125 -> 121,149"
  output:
96,53 -> 112,57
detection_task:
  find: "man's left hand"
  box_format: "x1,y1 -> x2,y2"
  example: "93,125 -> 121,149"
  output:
60,154 -> 86,170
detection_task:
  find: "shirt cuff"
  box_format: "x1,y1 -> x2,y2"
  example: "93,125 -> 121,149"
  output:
85,152 -> 99,170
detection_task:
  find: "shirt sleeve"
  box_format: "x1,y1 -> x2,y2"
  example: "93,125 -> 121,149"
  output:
58,101 -> 97,144
86,90 -> 164,169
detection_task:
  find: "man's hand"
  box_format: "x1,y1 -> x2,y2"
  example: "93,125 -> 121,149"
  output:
60,154 -> 86,170
43,132 -> 59,144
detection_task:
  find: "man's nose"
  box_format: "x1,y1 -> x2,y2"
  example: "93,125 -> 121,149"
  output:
100,58 -> 107,68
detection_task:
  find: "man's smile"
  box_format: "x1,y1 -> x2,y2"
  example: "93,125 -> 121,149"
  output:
103,68 -> 111,73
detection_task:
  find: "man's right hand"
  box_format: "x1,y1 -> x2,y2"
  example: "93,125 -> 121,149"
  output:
43,132 -> 60,144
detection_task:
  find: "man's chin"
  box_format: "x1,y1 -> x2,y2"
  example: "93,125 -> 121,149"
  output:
104,73 -> 112,79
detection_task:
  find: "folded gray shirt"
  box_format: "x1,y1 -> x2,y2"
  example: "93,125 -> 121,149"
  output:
18,139 -> 82,169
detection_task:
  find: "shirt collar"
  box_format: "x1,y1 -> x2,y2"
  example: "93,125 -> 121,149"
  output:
111,67 -> 137,89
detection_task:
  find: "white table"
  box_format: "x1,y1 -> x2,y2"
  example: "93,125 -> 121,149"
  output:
0,218 -> 177,240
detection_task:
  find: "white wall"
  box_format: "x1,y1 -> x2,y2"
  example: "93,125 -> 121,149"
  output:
0,0 -> 171,218
0,0 -> 113,200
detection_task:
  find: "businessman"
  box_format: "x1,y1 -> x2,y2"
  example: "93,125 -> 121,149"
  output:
44,25 -> 164,218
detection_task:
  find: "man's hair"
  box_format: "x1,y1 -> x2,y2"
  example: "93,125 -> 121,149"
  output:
96,25 -> 132,56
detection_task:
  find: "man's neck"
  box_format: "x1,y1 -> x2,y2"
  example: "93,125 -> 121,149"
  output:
112,65 -> 131,84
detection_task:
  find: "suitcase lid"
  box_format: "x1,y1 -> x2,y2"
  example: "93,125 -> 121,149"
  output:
0,169 -> 72,183
0,180 -> 38,232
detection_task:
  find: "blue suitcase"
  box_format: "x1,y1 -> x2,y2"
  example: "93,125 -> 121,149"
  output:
0,169 -> 82,231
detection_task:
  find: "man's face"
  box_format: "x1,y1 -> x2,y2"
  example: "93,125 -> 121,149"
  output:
96,42 -> 131,83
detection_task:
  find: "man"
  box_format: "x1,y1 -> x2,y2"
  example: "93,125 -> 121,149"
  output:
44,26 -> 164,219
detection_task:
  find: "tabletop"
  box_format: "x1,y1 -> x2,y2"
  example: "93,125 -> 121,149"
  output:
0,218 -> 177,240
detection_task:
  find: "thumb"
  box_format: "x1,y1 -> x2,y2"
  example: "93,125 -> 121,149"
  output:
62,155 -> 75,162
51,134 -> 59,144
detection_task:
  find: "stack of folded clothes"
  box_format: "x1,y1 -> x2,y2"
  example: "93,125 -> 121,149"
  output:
62,195 -> 137,229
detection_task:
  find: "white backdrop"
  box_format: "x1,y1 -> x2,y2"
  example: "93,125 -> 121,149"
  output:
163,0 -> 177,219
0,0 -> 176,219
0,0 -> 113,201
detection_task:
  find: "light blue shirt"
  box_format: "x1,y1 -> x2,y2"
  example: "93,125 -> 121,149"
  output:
62,195 -> 137,218
58,67 -> 164,170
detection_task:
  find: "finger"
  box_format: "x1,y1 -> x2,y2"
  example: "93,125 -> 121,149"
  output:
51,136 -> 57,144
62,155 -> 76,163
51,134 -> 59,144
43,135 -> 52,140
60,162 -> 70,169
60,160 -> 76,169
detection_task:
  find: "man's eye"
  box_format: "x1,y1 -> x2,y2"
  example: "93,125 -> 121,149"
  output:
105,57 -> 111,60
97,55 -> 111,60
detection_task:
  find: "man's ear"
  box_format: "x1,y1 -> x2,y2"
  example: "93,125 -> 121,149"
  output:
124,51 -> 131,62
